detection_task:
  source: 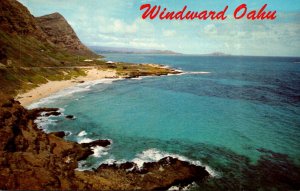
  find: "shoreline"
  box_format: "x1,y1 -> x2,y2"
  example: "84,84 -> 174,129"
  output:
16,64 -> 183,107
16,68 -> 118,107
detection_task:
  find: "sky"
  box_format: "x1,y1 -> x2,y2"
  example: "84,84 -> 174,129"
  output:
19,0 -> 300,56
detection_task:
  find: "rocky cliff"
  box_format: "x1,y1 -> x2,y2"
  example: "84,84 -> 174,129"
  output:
0,0 -> 96,68
0,0 -> 100,95
0,0 -> 46,38
36,13 -> 95,56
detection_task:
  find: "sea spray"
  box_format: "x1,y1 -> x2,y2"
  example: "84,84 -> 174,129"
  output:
78,130 -> 87,137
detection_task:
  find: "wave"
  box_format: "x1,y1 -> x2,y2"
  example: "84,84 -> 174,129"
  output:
168,182 -> 197,191
102,148 -> 218,177
92,146 -> 109,158
33,107 -> 65,131
28,78 -> 123,109
65,131 -> 72,136
34,116 -> 57,132
131,77 -> 143,80
78,137 -> 94,144
132,148 -> 218,177
78,130 -> 87,137
182,71 -> 211,75
167,71 -> 211,77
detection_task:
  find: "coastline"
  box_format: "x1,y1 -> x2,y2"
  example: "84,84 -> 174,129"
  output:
0,65 -> 212,190
15,64 -> 182,107
16,68 -> 117,107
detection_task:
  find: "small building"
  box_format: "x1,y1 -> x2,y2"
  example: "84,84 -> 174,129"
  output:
84,59 -> 93,62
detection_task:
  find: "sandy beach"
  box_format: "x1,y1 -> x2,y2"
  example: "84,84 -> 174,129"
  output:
16,68 -> 117,107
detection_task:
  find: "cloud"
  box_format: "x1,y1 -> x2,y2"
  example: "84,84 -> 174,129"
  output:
204,24 -> 217,35
19,0 -> 300,56
197,13 -> 300,56
162,29 -> 176,37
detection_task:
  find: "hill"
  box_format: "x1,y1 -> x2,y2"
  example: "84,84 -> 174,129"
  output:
0,0 -> 179,96
0,0 -> 98,95
36,12 -> 95,56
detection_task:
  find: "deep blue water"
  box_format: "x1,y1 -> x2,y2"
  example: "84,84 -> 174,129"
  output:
33,54 -> 300,190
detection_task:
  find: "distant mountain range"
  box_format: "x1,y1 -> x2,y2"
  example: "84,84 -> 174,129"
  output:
199,52 -> 231,56
89,46 -> 181,55
89,47 -> 230,56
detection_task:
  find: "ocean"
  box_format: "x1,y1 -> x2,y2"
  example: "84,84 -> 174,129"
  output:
30,54 -> 300,190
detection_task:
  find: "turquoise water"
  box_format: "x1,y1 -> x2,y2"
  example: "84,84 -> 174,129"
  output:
33,55 -> 300,189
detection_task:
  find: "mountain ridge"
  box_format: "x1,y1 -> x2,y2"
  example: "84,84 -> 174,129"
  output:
0,0 -> 98,95
36,12 -> 95,56
90,46 -> 181,55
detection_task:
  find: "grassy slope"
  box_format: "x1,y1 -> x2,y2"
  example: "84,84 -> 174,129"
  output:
0,30 -> 178,98
0,30 -> 96,95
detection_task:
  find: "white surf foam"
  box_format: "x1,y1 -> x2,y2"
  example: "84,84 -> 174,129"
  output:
167,71 -> 210,77
131,148 -> 218,177
33,107 -> 66,132
78,130 -> 87,137
100,148 -> 218,177
34,116 -> 57,132
131,77 -> 143,80
65,131 -> 72,136
92,146 -> 109,158
78,137 -> 94,144
28,78 -> 123,109
181,71 -> 211,75
168,182 -> 197,191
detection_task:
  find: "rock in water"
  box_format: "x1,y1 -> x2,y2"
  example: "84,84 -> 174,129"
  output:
80,139 -> 111,148
65,115 -> 75,120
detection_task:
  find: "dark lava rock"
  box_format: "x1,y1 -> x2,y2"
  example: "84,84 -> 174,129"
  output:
81,139 -> 111,148
29,108 -> 60,119
65,115 -> 75,120
44,111 -> 61,117
95,156 -> 209,190
49,131 -> 65,138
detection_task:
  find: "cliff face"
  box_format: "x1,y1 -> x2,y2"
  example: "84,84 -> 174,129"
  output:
0,100 -> 91,190
0,0 -> 46,38
0,0 -> 99,95
0,0 -> 96,68
36,13 -> 95,56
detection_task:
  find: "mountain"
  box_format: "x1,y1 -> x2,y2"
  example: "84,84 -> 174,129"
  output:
0,0 -> 96,68
0,0 -> 97,95
0,0 -> 47,39
201,52 -> 231,56
90,46 -> 181,55
36,13 -> 94,56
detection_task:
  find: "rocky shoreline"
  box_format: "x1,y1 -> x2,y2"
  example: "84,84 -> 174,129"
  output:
0,99 -> 210,190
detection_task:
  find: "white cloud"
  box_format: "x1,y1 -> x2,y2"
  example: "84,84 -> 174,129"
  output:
162,29 -> 176,37
204,24 -> 217,35
19,0 -> 300,56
